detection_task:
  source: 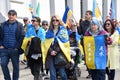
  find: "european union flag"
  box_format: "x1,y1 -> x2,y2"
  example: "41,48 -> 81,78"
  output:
83,35 -> 107,69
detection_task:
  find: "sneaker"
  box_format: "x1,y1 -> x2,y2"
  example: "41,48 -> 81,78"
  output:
86,75 -> 91,79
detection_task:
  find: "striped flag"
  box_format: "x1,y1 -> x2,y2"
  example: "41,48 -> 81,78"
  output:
92,0 -> 102,21
62,6 -> 73,28
83,35 -> 107,69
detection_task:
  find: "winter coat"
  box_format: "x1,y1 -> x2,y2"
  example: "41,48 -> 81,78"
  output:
107,30 -> 120,69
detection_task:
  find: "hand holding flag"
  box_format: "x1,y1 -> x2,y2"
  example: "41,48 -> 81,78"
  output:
62,6 -> 73,28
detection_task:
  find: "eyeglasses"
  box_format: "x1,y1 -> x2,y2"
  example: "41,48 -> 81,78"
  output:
105,23 -> 111,26
52,19 -> 59,22
31,20 -> 38,22
42,24 -> 48,26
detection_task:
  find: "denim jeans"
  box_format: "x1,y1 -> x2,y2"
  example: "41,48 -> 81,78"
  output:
91,69 -> 106,80
0,48 -> 19,80
50,58 -> 67,80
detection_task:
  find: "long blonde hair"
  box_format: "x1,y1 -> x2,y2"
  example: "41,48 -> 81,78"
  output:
49,15 -> 65,30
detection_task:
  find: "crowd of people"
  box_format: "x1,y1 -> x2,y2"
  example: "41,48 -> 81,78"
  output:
0,9 -> 120,80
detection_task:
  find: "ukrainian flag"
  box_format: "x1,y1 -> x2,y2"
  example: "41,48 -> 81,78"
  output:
92,0 -> 102,20
83,35 -> 107,69
21,27 -> 46,53
62,6 -> 72,28
41,26 -> 71,64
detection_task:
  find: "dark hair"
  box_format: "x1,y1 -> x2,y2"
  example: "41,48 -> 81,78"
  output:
34,16 -> 41,26
86,10 -> 93,16
103,19 -> 115,35
8,10 -> 17,15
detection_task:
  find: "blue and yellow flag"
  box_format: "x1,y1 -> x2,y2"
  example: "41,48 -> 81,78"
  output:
62,6 -> 72,28
92,0 -> 102,21
41,26 -> 71,64
21,27 -> 46,52
29,4 -> 33,12
83,35 -> 106,69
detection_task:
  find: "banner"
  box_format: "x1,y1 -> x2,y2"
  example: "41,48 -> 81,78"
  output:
83,35 -> 106,69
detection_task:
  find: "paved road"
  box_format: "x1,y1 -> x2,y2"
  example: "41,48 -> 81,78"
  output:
0,61 -> 120,80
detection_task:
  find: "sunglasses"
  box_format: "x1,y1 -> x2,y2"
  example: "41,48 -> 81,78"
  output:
105,23 -> 111,26
31,20 -> 38,22
52,19 -> 59,22
42,24 -> 48,26
23,20 -> 28,22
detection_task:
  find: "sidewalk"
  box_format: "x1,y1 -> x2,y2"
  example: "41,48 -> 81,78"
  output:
0,61 -> 120,80
0,61 -> 91,80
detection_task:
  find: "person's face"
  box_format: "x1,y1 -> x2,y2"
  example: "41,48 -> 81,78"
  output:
31,18 -> 39,26
105,21 -> 112,30
52,17 -> 59,26
23,19 -> 29,25
8,13 -> 17,21
85,12 -> 92,20
90,23 -> 99,32
42,23 -> 48,30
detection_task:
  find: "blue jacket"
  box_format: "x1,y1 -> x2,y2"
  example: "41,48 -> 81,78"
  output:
0,20 -> 25,54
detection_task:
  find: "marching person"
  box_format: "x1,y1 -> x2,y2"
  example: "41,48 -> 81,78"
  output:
42,15 -> 71,80
84,18 -> 112,80
103,19 -> 119,80
22,16 -> 46,80
41,20 -> 49,77
0,10 -> 25,80
77,10 -> 93,78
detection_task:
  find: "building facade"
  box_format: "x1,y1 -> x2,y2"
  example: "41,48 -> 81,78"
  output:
0,0 -> 119,23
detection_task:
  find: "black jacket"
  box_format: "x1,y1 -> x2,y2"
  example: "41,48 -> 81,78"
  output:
77,20 -> 91,36
28,37 -> 42,55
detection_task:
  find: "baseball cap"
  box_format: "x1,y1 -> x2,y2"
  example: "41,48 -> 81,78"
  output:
8,10 -> 17,15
